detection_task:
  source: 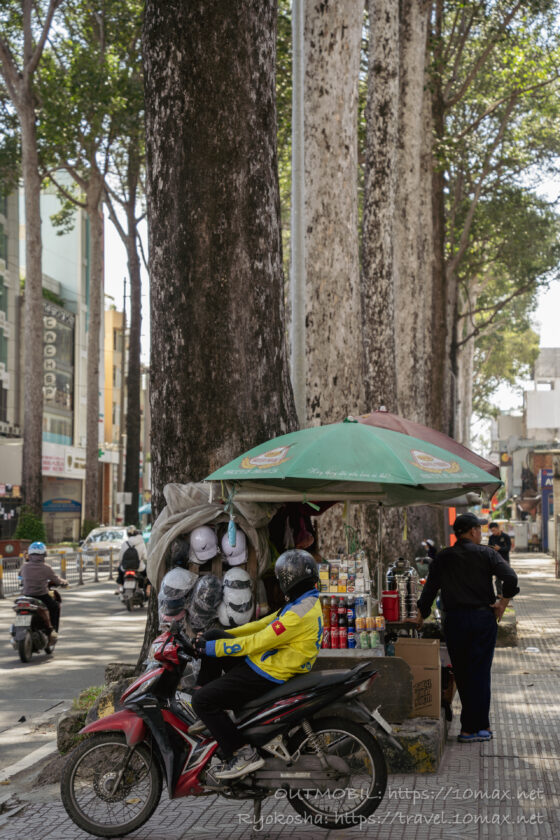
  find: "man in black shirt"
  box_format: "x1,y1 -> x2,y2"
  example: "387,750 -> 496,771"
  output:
488,521 -> 514,596
415,513 -> 519,743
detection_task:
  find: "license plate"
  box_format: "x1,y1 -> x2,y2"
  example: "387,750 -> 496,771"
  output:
14,615 -> 32,627
124,580 -> 137,589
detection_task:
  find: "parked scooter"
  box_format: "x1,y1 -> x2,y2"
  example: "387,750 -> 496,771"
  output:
118,570 -> 148,611
61,623 -> 400,836
10,586 -> 64,662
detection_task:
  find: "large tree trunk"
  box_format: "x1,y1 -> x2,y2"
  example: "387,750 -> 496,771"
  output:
84,172 -> 104,523
361,0 -> 399,414
20,104 -> 44,517
142,0 -> 297,663
304,0 -> 366,426
394,0 -> 430,423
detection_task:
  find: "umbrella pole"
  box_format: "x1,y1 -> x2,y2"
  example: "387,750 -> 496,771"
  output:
377,504 -> 383,601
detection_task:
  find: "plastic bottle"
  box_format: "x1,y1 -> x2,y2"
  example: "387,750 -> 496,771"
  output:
346,596 -> 356,628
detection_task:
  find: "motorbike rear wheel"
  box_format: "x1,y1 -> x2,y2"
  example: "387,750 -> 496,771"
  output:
18,631 -> 33,663
286,716 -> 387,829
61,732 -> 162,838
125,598 -> 133,612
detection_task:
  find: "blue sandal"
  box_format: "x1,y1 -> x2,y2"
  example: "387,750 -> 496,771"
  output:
458,731 -> 492,743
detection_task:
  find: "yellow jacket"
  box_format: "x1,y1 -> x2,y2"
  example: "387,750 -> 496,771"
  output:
204,589 -> 323,683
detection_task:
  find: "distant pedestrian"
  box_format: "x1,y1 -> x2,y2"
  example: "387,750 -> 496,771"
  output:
488,521 -> 514,596
415,513 -> 519,743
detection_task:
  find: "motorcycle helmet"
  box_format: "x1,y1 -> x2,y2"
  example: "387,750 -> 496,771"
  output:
221,529 -> 248,566
189,526 -> 219,564
158,567 -> 197,626
274,549 -> 318,596
28,541 -> 47,556
127,525 -> 138,536
187,574 -> 223,631
218,568 -> 253,627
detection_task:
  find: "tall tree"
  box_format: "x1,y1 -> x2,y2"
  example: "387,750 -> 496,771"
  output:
0,0 -> 62,517
361,0 -> 399,413
303,0 -> 366,426
142,0 -> 298,658
40,0 -> 144,523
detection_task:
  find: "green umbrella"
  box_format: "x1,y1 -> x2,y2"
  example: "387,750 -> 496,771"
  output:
205,421 -> 501,505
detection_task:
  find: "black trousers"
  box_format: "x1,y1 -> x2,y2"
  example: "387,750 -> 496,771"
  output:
36,593 -> 60,631
191,634 -> 273,758
443,608 -> 497,733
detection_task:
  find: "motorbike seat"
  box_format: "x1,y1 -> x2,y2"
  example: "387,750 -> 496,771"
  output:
237,663 -> 374,717
14,595 -> 45,608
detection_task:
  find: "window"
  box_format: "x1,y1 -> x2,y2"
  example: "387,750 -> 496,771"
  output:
0,275 -> 7,315
0,331 -> 7,367
42,411 -> 72,445
0,386 -> 7,423
0,224 -> 6,262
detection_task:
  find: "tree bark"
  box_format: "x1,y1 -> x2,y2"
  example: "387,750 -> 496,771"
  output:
143,0 -> 297,513
361,0 -> 399,414
394,0 -> 430,423
84,171 -> 104,522
20,103 -> 44,517
304,0 -> 366,426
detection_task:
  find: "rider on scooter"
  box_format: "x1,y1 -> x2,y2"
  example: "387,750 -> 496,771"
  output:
189,549 -> 323,781
20,542 -> 68,644
116,526 -> 149,595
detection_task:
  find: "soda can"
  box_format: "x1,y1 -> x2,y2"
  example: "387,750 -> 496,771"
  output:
366,616 -> 375,631
375,616 -> 385,630
322,627 -> 331,648
338,627 -> 348,649
331,626 -> 340,649
359,631 -> 370,650
356,616 -> 365,631
347,630 -> 356,649
369,630 -> 379,647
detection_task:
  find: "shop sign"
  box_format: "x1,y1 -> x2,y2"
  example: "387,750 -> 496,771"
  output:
42,452 -> 65,474
538,468 -> 553,490
42,498 -> 82,513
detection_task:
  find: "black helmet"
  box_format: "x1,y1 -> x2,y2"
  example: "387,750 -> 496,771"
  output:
274,549 -> 318,596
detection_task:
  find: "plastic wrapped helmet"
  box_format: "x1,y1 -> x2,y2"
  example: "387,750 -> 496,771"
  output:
28,541 -> 47,556
274,549 -> 318,596
158,567 -> 197,626
219,568 -> 253,626
187,574 -> 223,631
221,529 -> 248,566
189,526 -> 219,564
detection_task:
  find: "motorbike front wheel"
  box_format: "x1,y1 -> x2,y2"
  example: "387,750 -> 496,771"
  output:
60,732 -> 162,838
18,631 -> 33,663
286,716 -> 387,829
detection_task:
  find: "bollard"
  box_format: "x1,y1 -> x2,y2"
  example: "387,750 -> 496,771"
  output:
94,551 -> 99,582
61,552 -> 67,577
0,556 -> 4,599
109,548 -> 114,581
78,551 -> 84,585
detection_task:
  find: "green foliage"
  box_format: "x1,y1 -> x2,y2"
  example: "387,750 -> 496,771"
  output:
72,685 -> 104,712
14,507 -> 47,542
81,518 -> 99,539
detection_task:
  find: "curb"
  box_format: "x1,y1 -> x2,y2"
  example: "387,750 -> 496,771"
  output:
0,740 -> 58,784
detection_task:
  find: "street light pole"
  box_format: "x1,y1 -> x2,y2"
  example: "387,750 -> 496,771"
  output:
116,277 -> 126,523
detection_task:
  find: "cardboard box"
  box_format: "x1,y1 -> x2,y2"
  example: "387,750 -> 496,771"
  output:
395,638 -> 441,719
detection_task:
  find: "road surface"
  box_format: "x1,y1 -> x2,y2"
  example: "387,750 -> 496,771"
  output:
0,580 -> 147,771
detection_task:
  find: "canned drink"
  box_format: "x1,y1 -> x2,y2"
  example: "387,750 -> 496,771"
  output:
365,616 -> 375,631
359,631 -> 370,650
347,630 -> 356,649
322,628 -> 331,648
338,627 -> 348,648
369,630 -> 379,647
355,616 -> 366,631
331,626 -> 340,648
375,616 -> 385,630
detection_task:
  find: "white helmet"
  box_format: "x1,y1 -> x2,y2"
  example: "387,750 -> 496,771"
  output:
189,525 -> 219,564
223,568 -> 252,603
218,598 -> 253,627
221,529 -> 248,566
158,567 -> 197,626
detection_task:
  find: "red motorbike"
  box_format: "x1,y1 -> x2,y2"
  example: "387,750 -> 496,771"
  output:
61,624 -> 399,836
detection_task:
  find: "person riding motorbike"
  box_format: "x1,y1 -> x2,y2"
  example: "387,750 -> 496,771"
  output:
116,526 -> 149,595
20,542 -> 68,643
189,549 -> 323,781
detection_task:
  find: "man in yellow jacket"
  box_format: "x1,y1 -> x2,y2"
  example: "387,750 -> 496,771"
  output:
191,549 -> 323,780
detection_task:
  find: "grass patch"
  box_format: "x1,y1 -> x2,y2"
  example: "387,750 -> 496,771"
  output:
72,685 -> 104,712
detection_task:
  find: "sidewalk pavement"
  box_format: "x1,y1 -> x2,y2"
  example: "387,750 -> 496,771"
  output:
1,553 -> 559,840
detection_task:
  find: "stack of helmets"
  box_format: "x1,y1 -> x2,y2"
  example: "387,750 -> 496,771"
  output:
218,568 -> 253,628
187,574 -> 223,631
158,567 -> 197,628
221,529 -> 248,566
